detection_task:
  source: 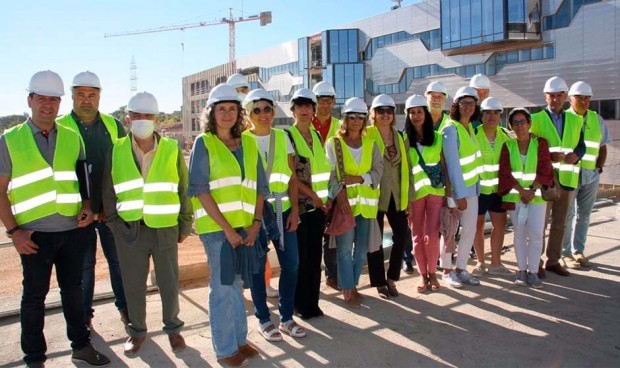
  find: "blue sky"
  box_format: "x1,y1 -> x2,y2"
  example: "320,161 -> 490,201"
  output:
0,0 -> 413,116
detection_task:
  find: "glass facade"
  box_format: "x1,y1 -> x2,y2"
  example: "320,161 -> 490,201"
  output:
543,0 -> 602,31
364,29 -> 441,60
323,29 -> 365,104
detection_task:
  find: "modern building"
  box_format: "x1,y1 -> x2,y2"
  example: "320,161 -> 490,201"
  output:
182,0 -> 619,134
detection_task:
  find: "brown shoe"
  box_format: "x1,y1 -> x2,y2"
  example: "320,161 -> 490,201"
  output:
238,344 -> 260,358
119,308 -> 129,326
386,279 -> 399,297
169,333 -> 186,353
377,286 -> 390,299
325,277 -> 340,291
545,263 -> 570,277
537,264 -> 546,279
562,255 -> 581,269
124,336 -> 145,356
217,351 -> 248,367
574,253 -> 591,267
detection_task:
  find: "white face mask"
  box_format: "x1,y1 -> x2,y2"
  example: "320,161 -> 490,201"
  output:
237,92 -> 247,103
131,119 -> 154,139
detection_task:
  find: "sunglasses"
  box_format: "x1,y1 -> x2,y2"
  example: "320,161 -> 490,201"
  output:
252,106 -> 273,115
511,118 -> 529,126
376,107 -> 395,115
346,114 -> 367,121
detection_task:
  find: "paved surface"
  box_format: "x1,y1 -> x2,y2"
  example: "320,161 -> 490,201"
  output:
1,203 -> 619,367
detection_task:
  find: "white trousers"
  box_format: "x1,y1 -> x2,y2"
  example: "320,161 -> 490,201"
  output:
440,195 -> 478,270
509,202 -> 546,273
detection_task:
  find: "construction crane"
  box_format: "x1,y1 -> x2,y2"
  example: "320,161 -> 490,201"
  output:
105,8 -> 272,63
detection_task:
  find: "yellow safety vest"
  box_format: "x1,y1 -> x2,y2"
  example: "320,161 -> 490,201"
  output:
476,126 -> 511,195
57,112 -> 120,145
580,110 -> 602,170
446,119 -> 482,187
409,131 -> 445,200
192,133 -> 259,234
5,122 -> 81,224
435,113 -> 450,132
288,125 -> 331,204
502,138 -> 545,205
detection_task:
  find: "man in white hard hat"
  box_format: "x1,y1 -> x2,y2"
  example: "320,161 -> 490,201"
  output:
227,73 -> 250,102
57,71 -> 128,329
0,71 -> 110,367
530,76 -> 585,277
102,92 -> 192,356
424,81 -> 450,131
561,81 -> 610,269
469,74 -> 491,129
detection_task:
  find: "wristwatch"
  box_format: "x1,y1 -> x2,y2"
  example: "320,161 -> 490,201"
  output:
6,225 -> 21,238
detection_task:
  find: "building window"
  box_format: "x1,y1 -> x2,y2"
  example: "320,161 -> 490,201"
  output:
599,100 -> 617,120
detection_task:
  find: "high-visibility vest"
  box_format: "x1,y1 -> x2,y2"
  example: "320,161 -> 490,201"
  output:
446,119 -> 482,187
57,113 -> 120,145
366,125 -> 409,210
332,136 -> 380,219
502,138 -> 545,205
531,110 -> 582,188
288,125 -> 331,204
408,131 -> 445,200
4,122 -> 81,224
476,126 -> 511,194
192,133 -> 259,234
243,128 -> 292,212
111,136 -> 180,228
318,117 -> 342,141
580,110 -> 602,170
435,113 -> 450,132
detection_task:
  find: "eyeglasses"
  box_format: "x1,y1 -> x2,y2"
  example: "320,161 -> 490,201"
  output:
511,118 -> 529,126
459,100 -> 476,107
346,114 -> 367,121
252,106 -> 273,115
376,107 -> 395,115
317,97 -> 334,105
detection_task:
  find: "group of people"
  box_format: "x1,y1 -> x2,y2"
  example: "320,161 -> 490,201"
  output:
0,70 -> 608,368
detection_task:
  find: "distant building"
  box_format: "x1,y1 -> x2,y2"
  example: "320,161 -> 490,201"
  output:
182,0 -> 619,137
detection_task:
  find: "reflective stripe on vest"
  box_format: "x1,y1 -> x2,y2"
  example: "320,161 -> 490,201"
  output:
5,122 -> 81,224
288,125 -> 331,204
530,110 -> 582,188
409,131 -> 445,200
476,126 -> 510,194
191,133 -> 258,234
447,120 -> 482,187
366,126 -> 409,210
580,110 -> 602,170
111,136 -> 180,228
57,113 -> 120,145
333,136 -> 380,219
502,138 -> 545,205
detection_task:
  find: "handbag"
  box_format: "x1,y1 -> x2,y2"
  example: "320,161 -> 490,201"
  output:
413,143 -> 445,188
541,172 -> 559,201
325,138 -> 356,236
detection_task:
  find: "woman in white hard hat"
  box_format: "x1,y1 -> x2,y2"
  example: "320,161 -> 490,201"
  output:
440,86 -> 483,289
472,97 -> 514,278
325,97 -> 383,308
498,108 -> 554,289
188,84 -> 267,366
365,94 -> 409,299
242,89 -> 307,342
404,94 -> 446,292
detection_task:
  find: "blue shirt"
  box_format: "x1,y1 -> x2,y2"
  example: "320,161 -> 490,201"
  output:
546,107 -> 565,138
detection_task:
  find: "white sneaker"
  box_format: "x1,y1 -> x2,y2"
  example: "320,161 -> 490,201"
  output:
442,271 -> 463,289
471,263 -> 486,277
457,270 -> 480,286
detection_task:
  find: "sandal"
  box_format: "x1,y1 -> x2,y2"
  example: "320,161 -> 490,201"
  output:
428,273 -> 440,291
259,322 -> 283,342
417,275 -> 428,293
279,320 -> 307,338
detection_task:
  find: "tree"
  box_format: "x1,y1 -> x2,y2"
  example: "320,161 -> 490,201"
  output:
0,114 -> 27,132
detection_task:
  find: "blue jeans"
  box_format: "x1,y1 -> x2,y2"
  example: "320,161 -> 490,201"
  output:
82,222 -> 126,318
336,215 -> 370,290
563,175 -> 600,256
200,231 -> 248,359
250,209 -> 299,325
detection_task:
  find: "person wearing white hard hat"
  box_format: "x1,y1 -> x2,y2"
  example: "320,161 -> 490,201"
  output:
56,71 -> 129,329
227,73 -> 250,102
102,91 -> 191,357
287,88 -> 334,318
424,81 -> 450,131
469,74 -> 491,129
498,108 -> 554,289
530,76 -> 585,278
242,89 -> 307,340
439,86 -> 483,288
404,94 -> 446,292
471,97 -> 514,278
188,84 -> 267,366
562,81 -> 611,269
0,71 -> 110,366
325,97 -> 383,308
365,94 -> 409,299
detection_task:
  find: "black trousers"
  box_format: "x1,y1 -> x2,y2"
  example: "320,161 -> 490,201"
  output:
367,197 -> 409,286
295,209 -> 325,314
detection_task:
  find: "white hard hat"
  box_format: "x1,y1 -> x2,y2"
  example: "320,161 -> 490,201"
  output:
243,88 -> 274,110
312,81 -> 336,97
227,73 -> 249,89
128,92 -> 159,114
405,94 -> 427,110
27,70 -> 65,97
425,81 -> 448,96
480,97 -> 503,111
207,84 -> 241,108
453,86 -> 479,103
469,74 -> 490,89
72,71 -> 101,90
290,88 -> 317,109
371,94 -> 396,109
543,76 -> 568,93
342,97 -> 368,114
568,81 -> 593,97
